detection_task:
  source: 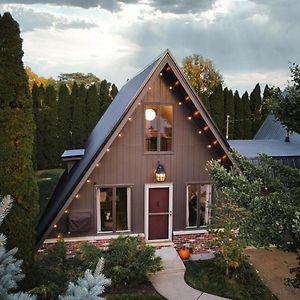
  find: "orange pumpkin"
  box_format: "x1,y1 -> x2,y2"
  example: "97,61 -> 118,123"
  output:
179,247 -> 190,260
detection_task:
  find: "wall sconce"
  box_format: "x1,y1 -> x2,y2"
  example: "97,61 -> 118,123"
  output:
155,161 -> 166,182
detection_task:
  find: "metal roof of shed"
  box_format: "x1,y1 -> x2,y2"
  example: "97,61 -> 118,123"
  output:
254,114 -> 300,143
228,139 -> 300,159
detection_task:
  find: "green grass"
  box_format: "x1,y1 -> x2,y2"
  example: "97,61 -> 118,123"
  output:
184,259 -> 277,300
36,168 -> 64,217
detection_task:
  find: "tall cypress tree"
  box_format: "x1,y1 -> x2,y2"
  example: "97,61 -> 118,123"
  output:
32,82 -> 40,170
262,84 -> 272,119
99,80 -> 111,117
72,84 -> 86,148
250,83 -> 262,136
0,12 -> 38,270
224,88 -> 235,139
242,91 -> 252,139
209,84 -> 224,133
86,83 -> 99,136
234,90 -> 244,139
110,83 -> 118,100
69,82 -> 79,147
42,85 -> 58,167
57,83 -> 71,157
36,84 -> 47,169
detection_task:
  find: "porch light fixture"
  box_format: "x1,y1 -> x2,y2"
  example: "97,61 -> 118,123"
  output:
145,108 -> 156,121
155,161 -> 166,182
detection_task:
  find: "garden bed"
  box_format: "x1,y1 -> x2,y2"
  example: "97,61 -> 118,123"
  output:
184,259 -> 277,300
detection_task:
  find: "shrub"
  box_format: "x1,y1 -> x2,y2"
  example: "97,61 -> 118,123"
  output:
27,241 -> 79,299
104,236 -> 162,286
74,241 -> 104,270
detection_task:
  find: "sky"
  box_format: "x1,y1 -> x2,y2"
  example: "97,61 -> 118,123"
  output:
0,0 -> 299,94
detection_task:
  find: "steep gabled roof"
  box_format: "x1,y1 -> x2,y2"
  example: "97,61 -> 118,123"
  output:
36,49 -> 233,247
254,114 -> 300,143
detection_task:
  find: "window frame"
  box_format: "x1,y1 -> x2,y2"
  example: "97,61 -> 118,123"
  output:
144,103 -> 174,154
96,185 -> 131,234
185,182 -> 212,229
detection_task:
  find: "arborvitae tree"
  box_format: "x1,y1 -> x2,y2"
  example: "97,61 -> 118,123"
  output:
262,84 -> 272,118
242,91 -> 252,139
224,88 -> 235,139
250,83 -> 262,136
99,80 -> 111,117
86,84 -> 100,136
72,84 -> 86,148
69,82 -> 79,146
32,82 -> 41,170
35,84 -> 47,169
0,12 -> 39,271
234,90 -> 244,139
57,83 -> 71,157
110,83 -> 118,100
209,84 -> 224,133
41,85 -> 58,167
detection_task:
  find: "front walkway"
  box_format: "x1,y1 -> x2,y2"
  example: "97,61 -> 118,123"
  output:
150,247 -> 228,300
245,248 -> 300,300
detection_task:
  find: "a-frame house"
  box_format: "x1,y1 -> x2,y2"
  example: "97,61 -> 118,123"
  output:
37,49 -> 234,253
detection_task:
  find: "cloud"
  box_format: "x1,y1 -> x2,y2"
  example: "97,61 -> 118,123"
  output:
0,0 -> 120,11
0,6 -> 97,31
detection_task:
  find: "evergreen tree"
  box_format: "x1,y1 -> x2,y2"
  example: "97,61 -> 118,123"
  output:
72,84 -> 86,148
0,195 -> 36,299
31,83 -> 41,170
234,90 -> 244,139
35,84 -> 47,169
69,82 -> 79,146
242,91 -> 251,139
262,84 -> 272,118
86,84 -> 100,136
250,83 -> 262,136
224,88 -> 235,139
99,80 -> 111,117
57,83 -> 71,157
42,85 -> 58,167
0,12 -> 39,270
209,84 -> 224,133
110,83 -> 118,100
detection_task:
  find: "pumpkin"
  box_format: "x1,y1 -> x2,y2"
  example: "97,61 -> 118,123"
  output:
179,247 -> 190,260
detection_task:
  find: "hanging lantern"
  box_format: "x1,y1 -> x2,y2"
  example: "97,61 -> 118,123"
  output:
155,162 -> 166,182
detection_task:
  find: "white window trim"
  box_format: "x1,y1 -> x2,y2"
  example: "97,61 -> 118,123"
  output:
96,186 -> 131,234
186,183 -> 212,228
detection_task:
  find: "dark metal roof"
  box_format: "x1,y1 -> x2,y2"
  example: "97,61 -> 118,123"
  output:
254,114 -> 300,143
36,54 -> 162,245
228,139 -> 300,159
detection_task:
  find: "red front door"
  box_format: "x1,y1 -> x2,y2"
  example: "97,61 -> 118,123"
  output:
148,187 -> 169,240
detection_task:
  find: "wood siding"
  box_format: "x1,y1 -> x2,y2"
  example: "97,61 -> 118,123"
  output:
50,74 -> 219,238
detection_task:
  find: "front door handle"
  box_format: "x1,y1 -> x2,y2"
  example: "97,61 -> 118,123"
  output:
169,211 -> 172,216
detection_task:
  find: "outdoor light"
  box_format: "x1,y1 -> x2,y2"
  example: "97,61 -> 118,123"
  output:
145,108 -> 156,121
155,161 -> 166,182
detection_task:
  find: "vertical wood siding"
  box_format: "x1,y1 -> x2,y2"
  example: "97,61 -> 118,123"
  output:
54,75 -> 218,237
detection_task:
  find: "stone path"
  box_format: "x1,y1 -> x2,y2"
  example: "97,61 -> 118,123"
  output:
149,247 -> 228,300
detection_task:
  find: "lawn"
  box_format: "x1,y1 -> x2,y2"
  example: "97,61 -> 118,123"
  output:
184,259 -> 277,300
36,168 -> 64,218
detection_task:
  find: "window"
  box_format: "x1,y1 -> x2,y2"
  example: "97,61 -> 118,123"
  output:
186,184 -> 212,228
97,186 -> 131,232
145,105 -> 173,152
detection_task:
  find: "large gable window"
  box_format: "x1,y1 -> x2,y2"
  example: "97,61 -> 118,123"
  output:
145,105 -> 173,152
186,183 -> 212,228
97,186 -> 131,233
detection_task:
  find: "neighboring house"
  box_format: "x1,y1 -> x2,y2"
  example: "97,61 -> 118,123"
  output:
36,49 -> 234,253
229,114 -> 300,168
